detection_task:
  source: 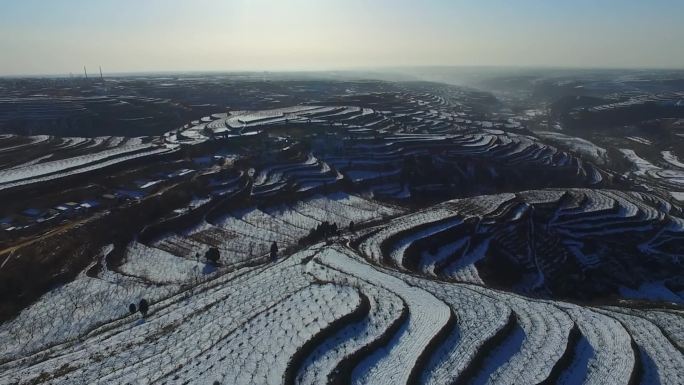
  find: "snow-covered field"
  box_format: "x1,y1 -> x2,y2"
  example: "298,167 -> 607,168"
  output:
620,148 -> 684,193
0,143 -> 176,191
356,188 -> 684,303
145,192 -> 402,284
1,243 -> 679,385
1,94 -> 683,385
536,131 -> 607,163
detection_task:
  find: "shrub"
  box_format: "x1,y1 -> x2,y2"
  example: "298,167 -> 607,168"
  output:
270,241 -> 278,261
139,298 -> 149,317
205,247 -> 220,265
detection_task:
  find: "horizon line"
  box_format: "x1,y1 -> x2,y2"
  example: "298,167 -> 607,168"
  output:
2,64 -> 684,79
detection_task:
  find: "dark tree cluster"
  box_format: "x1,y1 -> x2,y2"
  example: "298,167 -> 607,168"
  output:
139,299 -> 149,317
128,298 -> 150,318
298,221 -> 339,245
270,241 -> 278,261
205,247 -> 220,265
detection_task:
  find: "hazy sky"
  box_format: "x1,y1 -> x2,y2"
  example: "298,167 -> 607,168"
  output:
1,0 -> 683,75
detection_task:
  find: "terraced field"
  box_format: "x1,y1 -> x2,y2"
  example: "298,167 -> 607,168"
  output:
358,188 -> 684,300
0,134 -> 176,192
1,80 -> 682,384
1,243 -> 681,385
1,188 -> 682,384
320,131 -> 604,201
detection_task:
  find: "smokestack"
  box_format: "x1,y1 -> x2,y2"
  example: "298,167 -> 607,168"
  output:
84,66 -> 88,79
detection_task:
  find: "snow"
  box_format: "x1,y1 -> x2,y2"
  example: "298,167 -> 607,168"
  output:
213,211 -> 289,243
304,193 -> 401,223
662,150 -> 684,169
419,237 -> 469,275
441,238 -> 490,283
626,136 -> 652,145
619,148 -> 660,176
314,246 -> 451,385
0,249 -> 315,384
118,242 -> 207,284
289,199 -> 355,227
0,144 -> 175,191
619,281 -> 683,304
402,277 -> 512,385
0,143 -> 157,184
1,232 -> 672,385
0,250 -> 175,362
234,206 -> 307,240
297,266 -> 405,385
557,335 -> 593,385
0,131 -> 680,385
193,284 -> 362,385
264,204 -> 322,230
560,305 -> 634,385
465,287 -> 574,385
601,310 -> 684,385
636,310 -> 684,351
359,207 -> 457,263
388,217 -> 465,268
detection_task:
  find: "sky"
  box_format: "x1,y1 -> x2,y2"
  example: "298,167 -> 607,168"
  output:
1,0 -> 683,76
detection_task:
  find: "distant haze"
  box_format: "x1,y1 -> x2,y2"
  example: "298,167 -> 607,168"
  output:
1,0 -> 683,76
